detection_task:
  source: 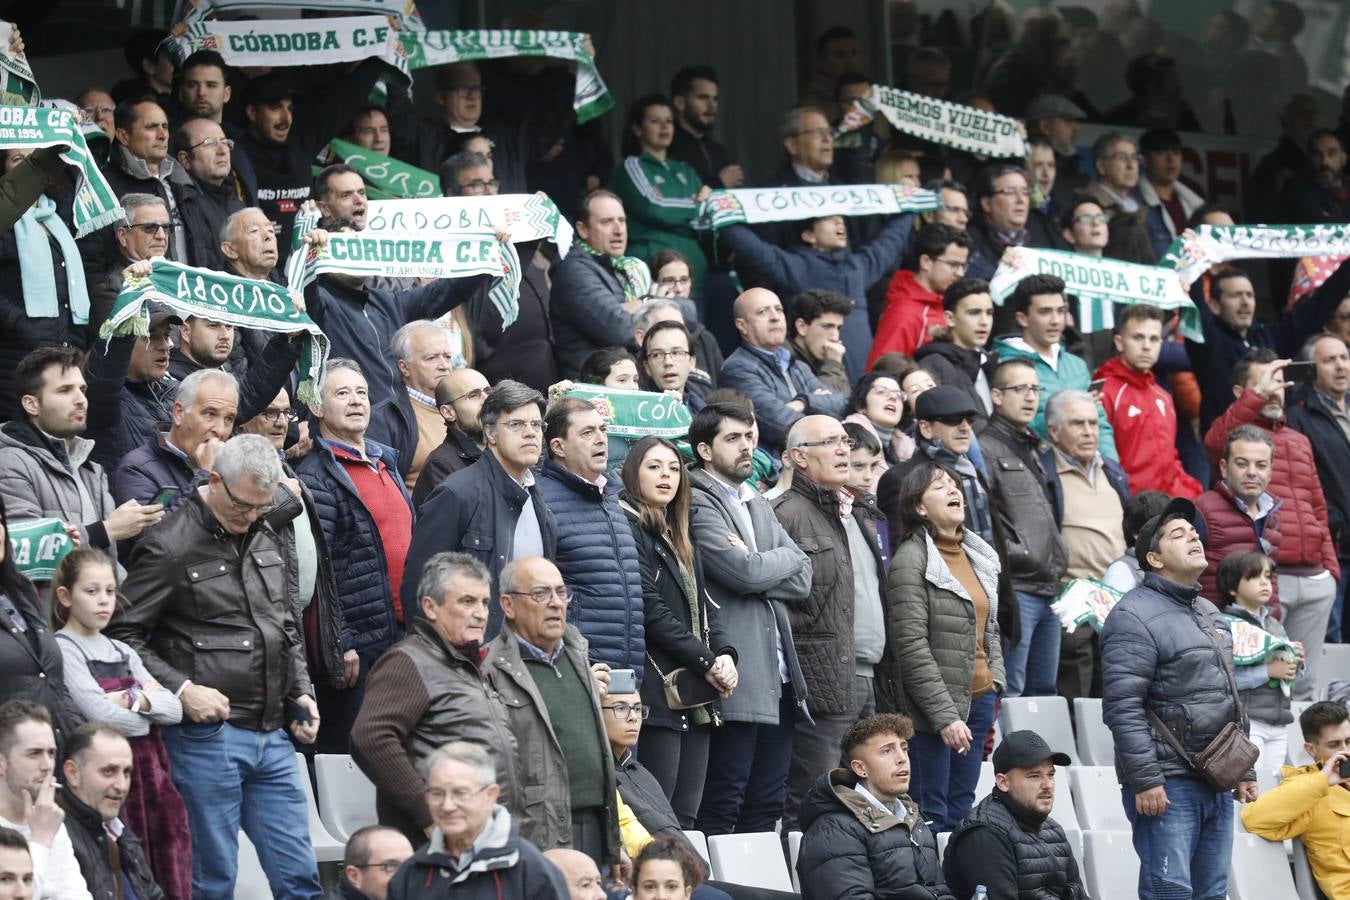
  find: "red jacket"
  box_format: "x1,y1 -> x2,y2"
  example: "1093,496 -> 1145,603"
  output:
1204,388 -> 1340,580
1095,356 -> 1203,499
868,270 -> 943,368
1194,480 -> 1283,615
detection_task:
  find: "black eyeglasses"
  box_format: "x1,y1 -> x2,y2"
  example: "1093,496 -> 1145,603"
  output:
258,408 -> 296,425
460,179 -> 499,193
601,702 -> 649,720
125,222 -> 169,235
219,477 -> 274,515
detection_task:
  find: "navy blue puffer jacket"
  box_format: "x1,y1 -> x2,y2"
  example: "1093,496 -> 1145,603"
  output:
535,459 -> 645,677
295,436 -> 410,661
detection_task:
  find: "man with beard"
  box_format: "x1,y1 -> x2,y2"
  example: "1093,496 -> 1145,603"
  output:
944,730 -> 1086,899
1281,129 -> 1350,223
170,117 -> 244,271
409,368 -> 488,507
174,50 -> 257,204
667,65 -> 743,189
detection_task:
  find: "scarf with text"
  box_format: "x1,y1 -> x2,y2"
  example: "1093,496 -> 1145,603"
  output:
102,259 -> 328,402
7,518 -> 72,582
365,192 -> 573,258
174,0 -> 423,27
990,245 -> 1203,341
0,105 -> 121,237
327,138 -> 439,200
1161,223 -> 1350,287
694,183 -> 939,230
564,384 -> 692,439
837,85 -> 1029,158
169,16 -> 398,69
0,23 -> 37,105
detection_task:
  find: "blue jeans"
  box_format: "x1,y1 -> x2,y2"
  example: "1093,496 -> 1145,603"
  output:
1004,591 -> 1062,697
908,691 -> 996,831
161,721 -> 322,900
696,686 -> 796,836
1121,775 -> 1233,899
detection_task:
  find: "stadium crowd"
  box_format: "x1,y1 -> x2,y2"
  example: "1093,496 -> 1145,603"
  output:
4,2 -> 1350,899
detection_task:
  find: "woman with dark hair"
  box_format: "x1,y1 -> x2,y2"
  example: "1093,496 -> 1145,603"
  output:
620,436 -> 737,828
578,346 -> 641,475
649,249 -> 693,299
843,371 -> 910,466
876,460 -> 1003,832
609,94 -> 711,295
631,833 -> 704,899
0,493 -> 84,748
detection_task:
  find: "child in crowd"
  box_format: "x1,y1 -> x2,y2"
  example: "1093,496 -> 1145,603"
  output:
1217,550 -> 1302,778
842,421 -> 890,570
52,548 -> 192,899
576,346 -> 642,474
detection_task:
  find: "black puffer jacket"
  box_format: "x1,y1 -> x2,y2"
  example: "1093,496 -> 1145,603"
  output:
945,789 -> 1087,900
60,787 -> 164,900
797,770 -> 954,900
978,415 -> 1068,597
1100,571 -> 1253,792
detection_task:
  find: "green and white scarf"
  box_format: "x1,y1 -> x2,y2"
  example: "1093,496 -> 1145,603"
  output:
397,29 -> 612,123
7,518 -> 72,582
990,246 -> 1203,341
327,138 -> 439,200
171,16 -> 397,69
576,238 -> 650,303
0,23 -> 37,106
694,183 -> 940,231
175,0 -> 423,27
838,85 -> 1028,158
1161,223 -> 1350,287
565,384 -> 692,439
0,105 -> 121,237
365,193 -> 573,258
101,259 -> 328,402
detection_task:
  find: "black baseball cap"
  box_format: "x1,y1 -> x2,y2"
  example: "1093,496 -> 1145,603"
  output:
1133,496 -> 1197,570
914,385 -> 978,421
992,730 -> 1072,774
146,302 -> 183,330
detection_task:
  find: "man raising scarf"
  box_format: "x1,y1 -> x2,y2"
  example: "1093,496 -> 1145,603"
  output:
549,188 -> 654,378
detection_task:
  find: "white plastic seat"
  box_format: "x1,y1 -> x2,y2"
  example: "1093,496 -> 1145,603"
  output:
1229,831 -> 1299,899
1320,644 -> 1350,692
1069,765 -> 1130,832
1082,830 -> 1140,900
975,761 -> 996,799
1073,697 -> 1115,766
1293,837 -> 1329,900
707,832 -> 793,892
682,829 -> 710,866
293,752 -> 344,862
787,830 -> 803,893
999,696 -> 1082,765
936,831 -> 950,863
315,753 -> 378,843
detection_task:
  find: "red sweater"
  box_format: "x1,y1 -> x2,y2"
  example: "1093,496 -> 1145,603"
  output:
331,442 -> 414,622
868,270 -> 943,368
1095,356 -> 1202,499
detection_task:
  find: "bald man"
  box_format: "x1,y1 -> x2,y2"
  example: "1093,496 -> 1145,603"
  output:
543,849 -> 606,900
409,368 -> 489,506
772,415 -> 886,833
719,288 -> 846,454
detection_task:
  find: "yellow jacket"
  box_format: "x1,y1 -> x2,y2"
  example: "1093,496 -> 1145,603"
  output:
618,791 -> 654,859
1240,763 -> 1350,898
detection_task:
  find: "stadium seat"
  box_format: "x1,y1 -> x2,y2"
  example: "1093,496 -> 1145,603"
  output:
1229,832 -> 1299,899
976,761 -> 995,799
315,753 -> 378,843
1082,830 -> 1139,900
293,752 -> 344,862
787,830 -> 802,892
683,830 -> 710,866
936,831 -> 949,863
999,696 -> 1081,765
1320,644 -> 1350,697
235,831 -> 270,899
1293,838 -> 1329,900
707,833 -> 794,892
1062,825 -> 1083,873
1069,766 -> 1130,832
1072,698 -> 1115,766
1051,768 -> 1079,832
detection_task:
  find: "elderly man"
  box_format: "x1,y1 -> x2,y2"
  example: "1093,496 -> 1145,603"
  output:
86,192 -> 169,331
385,742 -> 568,900
325,826 -> 413,900
403,381 -> 557,631
965,163 -> 1066,283
57,725 -> 162,900
170,116 -> 244,270
1083,132 -> 1153,263
1099,497 -> 1256,900
536,399 -> 645,676
944,730 -> 1086,899
482,557 -> 621,868
352,553 -> 519,846
772,415 -> 886,832
719,288 -> 846,455
543,849 -> 606,900
368,321 -> 456,487
1043,389 -> 1129,704
109,434 -> 323,898
296,359 -> 413,753
219,206 -> 283,283
409,368 -> 488,507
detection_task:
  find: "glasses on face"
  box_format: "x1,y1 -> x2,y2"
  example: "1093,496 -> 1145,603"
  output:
646,349 -> 690,363
795,126 -> 833,141
933,414 -> 975,426
601,702 -> 649,721
870,386 -> 904,402
189,137 -> 234,152
505,586 -> 571,604
451,84 -> 485,98
498,418 -> 543,434
425,782 -> 491,806
126,222 -> 170,235
997,383 -> 1045,396
448,387 -> 489,404
1073,213 -> 1109,226
934,257 -> 967,271
460,179 -> 500,193
1104,152 -> 1143,164
798,435 -> 855,450
990,186 -> 1031,198
258,408 -> 295,425
354,861 -> 405,875
657,275 -> 692,289
942,204 -> 970,218
219,477 -> 274,515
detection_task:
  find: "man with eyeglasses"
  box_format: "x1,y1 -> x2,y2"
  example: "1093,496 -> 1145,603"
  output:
978,359 -> 1068,698
403,380 -> 557,634
918,178 -> 972,232
76,88 -> 116,139
772,415 -> 887,833
965,162 -> 1067,285
111,433 -> 325,898
755,106 -> 865,250
483,557 -> 623,868
169,117 -> 246,271
325,826 -> 413,900
368,320 -> 458,488
409,368 -> 489,507
296,359 -> 414,753
1082,132 -> 1155,264
871,224 -> 972,364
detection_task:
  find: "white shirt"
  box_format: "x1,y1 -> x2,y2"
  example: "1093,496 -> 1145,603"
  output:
0,815 -> 93,900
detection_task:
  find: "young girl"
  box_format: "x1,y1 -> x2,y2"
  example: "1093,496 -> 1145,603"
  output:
1217,550 -> 1301,779
52,548 -> 192,900
631,833 -> 702,900
579,346 -> 642,474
